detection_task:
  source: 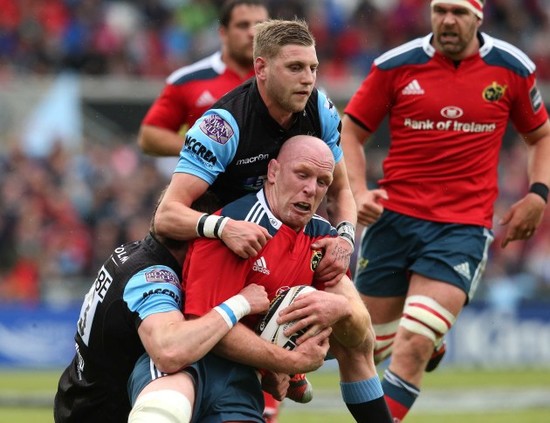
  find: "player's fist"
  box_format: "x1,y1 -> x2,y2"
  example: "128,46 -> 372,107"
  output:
239,284 -> 270,314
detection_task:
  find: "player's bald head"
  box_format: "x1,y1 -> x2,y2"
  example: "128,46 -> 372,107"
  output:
277,135 -> 334,172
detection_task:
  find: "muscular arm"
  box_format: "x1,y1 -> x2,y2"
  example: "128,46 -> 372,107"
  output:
154,173 -> 271,257
341,114 -> 388,227
139,284 -> 269,374
278,276 -> 370,349
138,309 -> 236,373
500,120 -> 550,247
325,159 -> 357,226
211,321 -> 329,374
154,172 -> 210,240
524,120 -> 550,189
312,158 -> 358,285
340,115 -> 371,199
138,125 -> 185,157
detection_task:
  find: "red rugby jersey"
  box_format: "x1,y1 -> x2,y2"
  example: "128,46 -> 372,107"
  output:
182,190 -> 335,328
345,33 -> 548,228
142,51 -> 254,134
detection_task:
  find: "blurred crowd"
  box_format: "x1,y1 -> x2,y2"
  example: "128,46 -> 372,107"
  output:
0,0 -> 549,80
2,136 -> 550,307
1,0 -> 550,306
0,140 -> 167,303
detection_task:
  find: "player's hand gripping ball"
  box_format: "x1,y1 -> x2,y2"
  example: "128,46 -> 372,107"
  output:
256,285 -> 316,350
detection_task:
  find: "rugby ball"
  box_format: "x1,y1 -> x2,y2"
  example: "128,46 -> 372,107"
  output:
256,285 -> 316,350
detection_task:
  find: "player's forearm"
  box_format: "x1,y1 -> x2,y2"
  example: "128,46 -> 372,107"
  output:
340,116 -> 371,198
138,125 -> 184,157
525,121 -> 550,188
146,311 -> 236,373
325,162 -> 357,226
212,323 -> 320,374
154,174 -> 212,240
154,202 -> 204,240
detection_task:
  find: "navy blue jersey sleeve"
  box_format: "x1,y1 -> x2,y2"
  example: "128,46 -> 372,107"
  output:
123,265 -> 182,321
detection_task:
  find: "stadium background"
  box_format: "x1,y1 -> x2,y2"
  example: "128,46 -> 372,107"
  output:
0,0 -> 549,420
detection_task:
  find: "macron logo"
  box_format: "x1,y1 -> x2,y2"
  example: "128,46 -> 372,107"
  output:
453,262 -> 471,280
196,90 -> 217,107
402,79 -> 425,95
253,257 -> 270,275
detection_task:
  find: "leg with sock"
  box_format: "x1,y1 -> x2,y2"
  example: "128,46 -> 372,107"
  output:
341,377 -> 393,422
381,369 -> 420,422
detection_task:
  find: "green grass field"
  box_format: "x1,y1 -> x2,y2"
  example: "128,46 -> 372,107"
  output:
1,367 -> 549,422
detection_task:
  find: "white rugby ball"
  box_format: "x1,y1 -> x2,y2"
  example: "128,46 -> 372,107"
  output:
256,285 -> 316,350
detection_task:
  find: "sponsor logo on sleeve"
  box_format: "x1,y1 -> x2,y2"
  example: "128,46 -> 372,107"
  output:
199,115 -> 234,144
530,84 -> 543,113
184,136 -> 218,167
145,269 -> 179,286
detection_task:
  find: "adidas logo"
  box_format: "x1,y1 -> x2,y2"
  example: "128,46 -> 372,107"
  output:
252,257 -> 270,275
453,262 -> 471,280
402,79 -> 425,95
196,90 -> 217,107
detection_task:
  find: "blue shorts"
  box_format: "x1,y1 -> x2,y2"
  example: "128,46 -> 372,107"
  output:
128,352 -> 264,423
355,210 -> 494,303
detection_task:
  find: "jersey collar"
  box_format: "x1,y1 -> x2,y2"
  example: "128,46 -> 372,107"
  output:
426,31 -> 490,61
256,189 -> 282,231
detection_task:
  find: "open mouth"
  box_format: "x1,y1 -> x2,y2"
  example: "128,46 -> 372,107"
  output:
440,31 -> 459,43
294,202 -> 311,212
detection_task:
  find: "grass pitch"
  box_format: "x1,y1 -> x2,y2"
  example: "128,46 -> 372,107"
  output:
0,367 -> 549,423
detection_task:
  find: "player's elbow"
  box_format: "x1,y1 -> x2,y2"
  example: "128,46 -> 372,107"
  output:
150,345 -> 195,374
137,128 -> 156,155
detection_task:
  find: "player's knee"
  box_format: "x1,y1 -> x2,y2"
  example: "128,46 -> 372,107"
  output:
372,319 -> 399,364
128,390 -> 192,423
400,295 -> 456,345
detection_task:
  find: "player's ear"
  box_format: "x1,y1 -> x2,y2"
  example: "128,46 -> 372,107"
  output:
267,159 -> 279,183
254,57 -> 267,80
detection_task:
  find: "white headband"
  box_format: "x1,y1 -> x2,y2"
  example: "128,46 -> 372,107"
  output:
431,0 -> 484,19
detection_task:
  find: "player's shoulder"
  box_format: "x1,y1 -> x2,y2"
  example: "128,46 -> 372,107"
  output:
374,34 -> 432,70
304,215 -> 337,238
166,51 -> 225,85
479,32 -> 536,77
221,191 -> 269,224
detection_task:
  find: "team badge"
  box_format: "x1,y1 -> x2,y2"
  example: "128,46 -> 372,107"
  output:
310,250 -> 323,271
199,114 -> 234,144
482,82 -> 507,102
357,257 -> 369,271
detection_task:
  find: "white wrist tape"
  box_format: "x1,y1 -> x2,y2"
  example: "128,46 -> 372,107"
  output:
196,214 -> 230,239
214,294 -> 251,328
336,221 -> 356,250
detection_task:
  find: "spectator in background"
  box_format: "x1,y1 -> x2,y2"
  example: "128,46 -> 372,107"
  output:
0,0 -> 549,82
137,0 -> 269,157
0,139 -> 168,304
341,0 -> 550,421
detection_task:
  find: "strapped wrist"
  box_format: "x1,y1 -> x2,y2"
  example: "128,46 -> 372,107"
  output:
529,182 -> 548,204
196,214 -> 230,238
214,294 -> 251,328
336,221 -> 356,250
